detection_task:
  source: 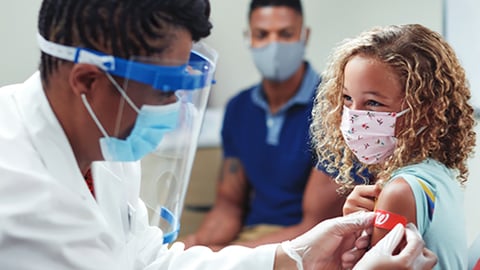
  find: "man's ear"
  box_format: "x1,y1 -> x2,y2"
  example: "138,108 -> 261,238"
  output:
69,64 -> 104,96
304,26 -> 311,45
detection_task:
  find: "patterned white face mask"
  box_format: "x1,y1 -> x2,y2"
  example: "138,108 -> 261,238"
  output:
340,106 -> 410,164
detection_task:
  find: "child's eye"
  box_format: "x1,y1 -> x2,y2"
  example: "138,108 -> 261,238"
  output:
366,100 -> 383,107
343,95 -> 352,102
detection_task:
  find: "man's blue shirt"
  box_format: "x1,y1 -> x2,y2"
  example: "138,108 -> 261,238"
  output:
222,62 -> 320,226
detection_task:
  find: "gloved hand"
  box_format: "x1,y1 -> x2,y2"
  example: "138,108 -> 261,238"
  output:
353,223 -> 438,270
281,211 -> 376,270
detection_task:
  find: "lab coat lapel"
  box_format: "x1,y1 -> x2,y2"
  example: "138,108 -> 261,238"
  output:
92,161 -> 141,242
14,72 -> 95,203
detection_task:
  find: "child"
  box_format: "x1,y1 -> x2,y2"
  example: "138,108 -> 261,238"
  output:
310,24 -> 476,269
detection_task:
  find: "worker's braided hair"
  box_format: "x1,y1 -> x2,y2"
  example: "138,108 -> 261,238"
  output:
37,0 -> 212,85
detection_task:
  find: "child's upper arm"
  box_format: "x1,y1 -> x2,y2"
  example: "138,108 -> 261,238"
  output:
370,177 -> 417,247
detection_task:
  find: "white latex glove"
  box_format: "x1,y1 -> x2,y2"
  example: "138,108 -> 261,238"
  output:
281,211 -> 376,270
353,223 -> 438,270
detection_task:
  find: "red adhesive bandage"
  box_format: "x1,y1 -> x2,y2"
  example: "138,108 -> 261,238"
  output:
374,209 -> 407,230
473,259 -> 480,270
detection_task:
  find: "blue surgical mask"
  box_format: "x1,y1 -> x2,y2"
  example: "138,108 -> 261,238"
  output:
99,103 -> 179,161
250,40 -> 305,82
81,74 -> 180,162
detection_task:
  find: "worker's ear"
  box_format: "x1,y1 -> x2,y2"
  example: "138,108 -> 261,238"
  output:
69,64 -> 104,96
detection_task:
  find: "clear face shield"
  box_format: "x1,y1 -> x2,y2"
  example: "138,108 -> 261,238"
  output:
115,47 -> 216,245
111,44 -> 217,244
36,34 -> 218,244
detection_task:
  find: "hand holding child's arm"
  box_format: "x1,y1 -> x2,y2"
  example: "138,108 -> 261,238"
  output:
354,223 -> 437,270
343,184 -> 381,215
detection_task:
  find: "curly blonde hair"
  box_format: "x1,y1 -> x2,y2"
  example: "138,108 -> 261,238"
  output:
311,24 -> 476,195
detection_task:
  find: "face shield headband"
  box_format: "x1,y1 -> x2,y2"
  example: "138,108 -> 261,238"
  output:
36,33 -> 216,91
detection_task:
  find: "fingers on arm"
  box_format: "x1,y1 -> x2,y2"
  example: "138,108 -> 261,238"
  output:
373,223 -> 405,254
419,248 -> 438,269
329,211 -> 375,237
396,223 -> 426,264
339,212 -> 376,269
343,185 -> 377,215
342,247 -> 367,269
394,224 -> 437,269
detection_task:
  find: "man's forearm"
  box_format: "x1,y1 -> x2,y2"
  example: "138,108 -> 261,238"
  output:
195,209 -> 243,245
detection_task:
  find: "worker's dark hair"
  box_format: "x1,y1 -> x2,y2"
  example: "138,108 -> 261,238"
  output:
248,0 -> 303,19
38,0 -> 212,84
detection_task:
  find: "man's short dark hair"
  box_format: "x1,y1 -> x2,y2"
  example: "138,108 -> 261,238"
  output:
38,0 -> 212,83
248,0 -> 303,19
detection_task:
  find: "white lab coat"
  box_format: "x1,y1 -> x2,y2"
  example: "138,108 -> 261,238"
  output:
0,72 -> 277,269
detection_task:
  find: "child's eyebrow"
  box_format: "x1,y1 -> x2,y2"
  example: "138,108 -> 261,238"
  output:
363,90 -> 389,99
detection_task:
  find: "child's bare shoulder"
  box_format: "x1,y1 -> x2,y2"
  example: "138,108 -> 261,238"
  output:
376,177 -> 416,222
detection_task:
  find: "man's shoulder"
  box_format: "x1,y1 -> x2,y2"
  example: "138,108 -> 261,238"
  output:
226,84 -> 258,108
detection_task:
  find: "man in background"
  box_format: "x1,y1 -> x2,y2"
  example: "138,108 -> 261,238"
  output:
183,0 -> 355,249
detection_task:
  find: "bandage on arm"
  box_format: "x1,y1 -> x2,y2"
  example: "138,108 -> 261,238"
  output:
473,260 -> 480,270
374,209 -> 407,230
371,177 -> 416,248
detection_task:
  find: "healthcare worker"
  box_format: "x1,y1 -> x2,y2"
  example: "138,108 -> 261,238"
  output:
0,0 -> 437,269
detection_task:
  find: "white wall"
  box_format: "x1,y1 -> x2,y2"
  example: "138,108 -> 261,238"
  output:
445,0 -> 480,111
0,2 -> 42,86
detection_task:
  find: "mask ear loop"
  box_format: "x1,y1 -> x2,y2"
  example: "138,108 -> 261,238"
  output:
81,94 -> 110,139
395,108 -> 427,135
395,107 -> 410,117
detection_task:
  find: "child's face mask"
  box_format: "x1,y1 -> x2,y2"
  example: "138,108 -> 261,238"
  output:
340,106 -> 410,164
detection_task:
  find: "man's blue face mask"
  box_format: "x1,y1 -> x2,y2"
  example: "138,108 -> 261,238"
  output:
248,27 -> 307,82
250,40 -> 305,82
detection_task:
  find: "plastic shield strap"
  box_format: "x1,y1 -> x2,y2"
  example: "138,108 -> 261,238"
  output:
140,99 -> 201,243
139,43 -> 217,244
